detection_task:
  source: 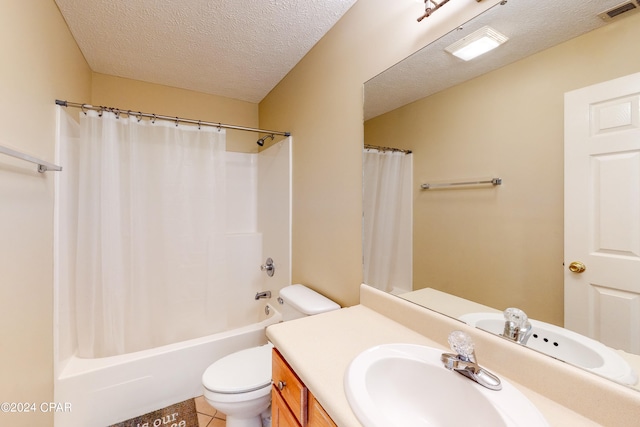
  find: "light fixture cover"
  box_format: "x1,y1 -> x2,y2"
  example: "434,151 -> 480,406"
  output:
445,26 -> 508,61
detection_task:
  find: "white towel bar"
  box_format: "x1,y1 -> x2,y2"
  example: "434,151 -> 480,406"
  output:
421,177 -> 502,190
0,144 -> 62,173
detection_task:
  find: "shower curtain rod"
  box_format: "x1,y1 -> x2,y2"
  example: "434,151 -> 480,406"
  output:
364,144 -> 412,154
55,100 -> 291,137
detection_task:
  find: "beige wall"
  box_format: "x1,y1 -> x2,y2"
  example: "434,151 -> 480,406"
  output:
259,0 -> 500,307
0,1 -> 91,426
0,0 -> 502,425
91,73 -> 260,153
364,13 -> 640,325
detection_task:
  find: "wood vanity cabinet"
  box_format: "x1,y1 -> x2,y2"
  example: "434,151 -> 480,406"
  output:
272,348 -> 337,427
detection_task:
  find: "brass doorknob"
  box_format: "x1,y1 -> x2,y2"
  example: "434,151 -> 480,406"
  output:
568,261 -> 586,273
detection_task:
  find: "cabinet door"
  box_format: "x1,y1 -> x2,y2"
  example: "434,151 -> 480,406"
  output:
308,394 -> 337,427
272,387 -> 301,427
272,349 -> 308,424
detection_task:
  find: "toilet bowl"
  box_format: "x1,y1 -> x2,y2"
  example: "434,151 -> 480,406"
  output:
202,343 -> 273,427
202,285 -> 340,427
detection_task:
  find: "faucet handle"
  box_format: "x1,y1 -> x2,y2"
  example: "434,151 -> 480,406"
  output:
443,330 -> 502,391
503,307 -> 529,327
260,257 -> 275,277
447,330 -> 476,363
503,307 -> 533,344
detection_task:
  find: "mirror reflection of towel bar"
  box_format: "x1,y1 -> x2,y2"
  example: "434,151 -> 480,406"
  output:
421,177 -> 502,190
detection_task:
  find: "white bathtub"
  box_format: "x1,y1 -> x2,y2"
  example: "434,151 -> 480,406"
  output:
54,303 -> 282,427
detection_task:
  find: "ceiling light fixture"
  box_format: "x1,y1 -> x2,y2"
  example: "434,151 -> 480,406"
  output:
445,26 -> 508,61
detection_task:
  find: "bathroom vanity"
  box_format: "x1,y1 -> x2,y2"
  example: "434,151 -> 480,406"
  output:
271,348 -> 337,427
267,285 -> 640,426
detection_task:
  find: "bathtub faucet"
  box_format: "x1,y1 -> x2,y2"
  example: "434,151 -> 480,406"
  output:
255,291 -> 271,300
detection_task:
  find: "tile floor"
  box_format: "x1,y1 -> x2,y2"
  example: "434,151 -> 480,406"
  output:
195,396 -> 226,427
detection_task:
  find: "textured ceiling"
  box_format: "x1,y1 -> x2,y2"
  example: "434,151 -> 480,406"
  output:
55,0 -> 357,103
365,0 -> 638,120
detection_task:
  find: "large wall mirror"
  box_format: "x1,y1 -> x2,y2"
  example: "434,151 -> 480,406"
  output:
363,0 -> 640,390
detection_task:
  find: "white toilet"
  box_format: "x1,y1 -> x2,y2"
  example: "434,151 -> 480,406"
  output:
202,284 -> 340,427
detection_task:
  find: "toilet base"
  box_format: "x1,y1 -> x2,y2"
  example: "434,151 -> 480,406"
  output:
222,406 -> 271,427
225,414 -> 261,427
203,393 -> 270,427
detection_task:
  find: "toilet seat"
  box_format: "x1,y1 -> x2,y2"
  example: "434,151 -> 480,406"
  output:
202,343 -> 273,394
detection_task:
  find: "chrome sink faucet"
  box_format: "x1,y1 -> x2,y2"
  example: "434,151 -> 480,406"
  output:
441,331 -> 502,391
502,308 -> 533,345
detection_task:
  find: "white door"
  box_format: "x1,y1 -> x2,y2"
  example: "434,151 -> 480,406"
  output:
564,72 -> 640,355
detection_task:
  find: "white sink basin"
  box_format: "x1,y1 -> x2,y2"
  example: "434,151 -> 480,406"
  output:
460,312 -> 638,386
344,343 -> 549,427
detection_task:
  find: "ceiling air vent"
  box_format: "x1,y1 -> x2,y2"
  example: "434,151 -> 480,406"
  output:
598,1 -> 640,21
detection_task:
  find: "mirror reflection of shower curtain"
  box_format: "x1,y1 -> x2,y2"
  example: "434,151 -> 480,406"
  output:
363,149 -> 412,293
60,109 -> 227,358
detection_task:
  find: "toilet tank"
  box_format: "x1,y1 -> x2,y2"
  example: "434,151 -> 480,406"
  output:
278,284 -> 340,321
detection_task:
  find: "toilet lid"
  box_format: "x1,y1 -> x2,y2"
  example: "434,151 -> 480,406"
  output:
202,343 -> 273,394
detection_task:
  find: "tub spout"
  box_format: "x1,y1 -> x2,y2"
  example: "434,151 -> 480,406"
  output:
255,291 -> 271,300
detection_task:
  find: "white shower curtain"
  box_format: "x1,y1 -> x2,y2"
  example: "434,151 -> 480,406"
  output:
363,149 -> 412,292
67,110 -> 227,358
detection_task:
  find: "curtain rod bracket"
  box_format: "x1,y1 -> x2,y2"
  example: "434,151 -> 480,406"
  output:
418,0 -> 484,22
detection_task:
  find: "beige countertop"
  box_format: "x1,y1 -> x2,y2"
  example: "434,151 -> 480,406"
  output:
266,303 -> 600,427
399,287 -> 500,318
